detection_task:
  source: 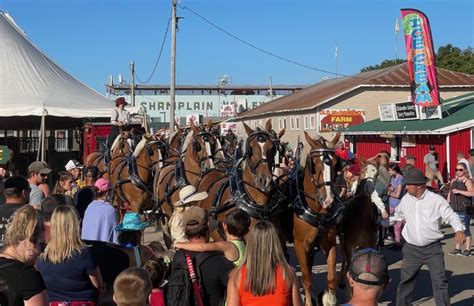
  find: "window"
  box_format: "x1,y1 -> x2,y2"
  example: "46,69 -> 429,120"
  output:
55,130 -> 69,152
304,116 -> 309,130
295,117 -> 300,130
310,115 -> 316,129
290,117 -> 295,130
20,130 -> 39,153
278,118 -> 286,130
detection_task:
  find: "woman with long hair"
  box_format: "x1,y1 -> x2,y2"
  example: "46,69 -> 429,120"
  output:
227,221 -> 302,306
447,162 -> 474,257
387,162 -> 405,249
37,205 -> 104,303
51,171 -> 75,206
0,205 -> 48,305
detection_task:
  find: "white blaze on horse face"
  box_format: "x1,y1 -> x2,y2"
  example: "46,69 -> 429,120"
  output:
259,142 -> 266,159
321,155 -> 334,209
366,164 -> 378,179
127,138 -> 133,149
204,141 -> 215,169
158,149 -> 163,168
274,149 -> 279,166
215,138 -> 225,159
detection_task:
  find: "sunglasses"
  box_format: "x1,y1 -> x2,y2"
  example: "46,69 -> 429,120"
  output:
40,173 -> 48,177
455,169 -> 464,172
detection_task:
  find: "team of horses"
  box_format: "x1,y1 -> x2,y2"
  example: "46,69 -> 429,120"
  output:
85,119 -> 388,305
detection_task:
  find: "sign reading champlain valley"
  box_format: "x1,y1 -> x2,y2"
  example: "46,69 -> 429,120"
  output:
137,94 -> 283,121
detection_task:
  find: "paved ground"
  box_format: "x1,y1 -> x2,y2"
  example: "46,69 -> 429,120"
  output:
144,222 -> 474,305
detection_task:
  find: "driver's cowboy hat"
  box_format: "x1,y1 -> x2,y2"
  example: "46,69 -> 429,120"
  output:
174,185 -> 208,207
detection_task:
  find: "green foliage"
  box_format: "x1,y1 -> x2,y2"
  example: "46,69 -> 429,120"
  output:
360,44 -> 474,74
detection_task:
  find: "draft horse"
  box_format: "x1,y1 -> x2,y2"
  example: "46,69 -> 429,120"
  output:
292,132 -> 341,306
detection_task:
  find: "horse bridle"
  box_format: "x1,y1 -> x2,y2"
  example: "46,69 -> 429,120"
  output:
244,131 -> 277,176
306,146 -> 337,204
191,131 -> 217,165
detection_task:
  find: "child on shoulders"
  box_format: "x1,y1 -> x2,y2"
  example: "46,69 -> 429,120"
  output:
174,209 -> 251,266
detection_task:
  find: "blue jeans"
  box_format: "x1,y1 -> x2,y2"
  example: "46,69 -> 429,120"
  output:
455,210 -> 471,237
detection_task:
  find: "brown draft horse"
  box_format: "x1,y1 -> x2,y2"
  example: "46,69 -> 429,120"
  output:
109,134 -> 165,213
292,132 -> 341,306
338,152 -> 390,290
153,120 -> 219,245
197,119 -> 281,243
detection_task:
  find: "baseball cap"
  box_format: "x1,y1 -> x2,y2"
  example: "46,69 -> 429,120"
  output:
183,206 -> 208,231
350,247 -> 389,286
28,161 -> 52,174
65,160 -> 83,171
95,178 -> 113,193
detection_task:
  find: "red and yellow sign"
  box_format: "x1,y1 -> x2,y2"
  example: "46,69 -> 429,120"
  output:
319,109 -> 366,132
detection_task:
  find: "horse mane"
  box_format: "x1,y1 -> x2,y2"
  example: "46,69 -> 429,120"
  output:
181,129 -> 194,155
133,137 -> 147,157
110,135 -> 122,151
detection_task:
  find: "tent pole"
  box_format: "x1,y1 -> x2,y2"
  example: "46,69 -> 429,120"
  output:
40,106 -> 47,162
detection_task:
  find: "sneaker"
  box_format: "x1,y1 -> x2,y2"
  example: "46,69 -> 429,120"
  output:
448,249 -> 461,256
460,250 -> 471,257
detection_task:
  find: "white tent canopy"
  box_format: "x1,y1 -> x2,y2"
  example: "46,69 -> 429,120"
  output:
0,12 -> 130,118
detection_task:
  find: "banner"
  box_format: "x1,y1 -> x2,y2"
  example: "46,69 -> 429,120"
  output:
319,109 -> 366,132
401,9 -> 440,107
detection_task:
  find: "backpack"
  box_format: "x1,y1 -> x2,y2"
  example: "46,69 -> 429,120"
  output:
165,251 -> 221,306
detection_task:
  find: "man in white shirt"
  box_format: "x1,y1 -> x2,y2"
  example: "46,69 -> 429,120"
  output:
391,168 -> 465,306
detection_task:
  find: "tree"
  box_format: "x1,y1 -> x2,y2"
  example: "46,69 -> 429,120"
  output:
360,44 -> 474,74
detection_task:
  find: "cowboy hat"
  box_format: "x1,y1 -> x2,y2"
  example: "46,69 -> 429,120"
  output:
175,185 -> 208,207
404,168 -> 427,185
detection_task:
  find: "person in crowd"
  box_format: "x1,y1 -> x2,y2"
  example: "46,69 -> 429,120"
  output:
65,159 -> 85,193
108,97 -> 131,147
387,163 -> 405,249
401,155 -> 416,177
344,247 -> 389,306
0,166 -> 6,205
227,220 -> 302,306
143,259 -> 168,306
81,178 -> 118,244
169,206 -> 234,306
447,162 -> 473,257
51,171 -> 75,206
335,141 -> 350,161
456,152 -> 472,178
37,205 -> 104,304
169,185 -> 208,246
391,168 -> 465,306
41,194 -> 68,243
343,163 -> 361,198
423,145 -> 444,188
113,267 -> 152,306
0,176 -> 30,247
175,209 -> 251,266
0,205 -> 48,305
225,128 -> 238,147
468,149 -> 474,178
27,161 -> 52,209
5,148 -> 19,176
74,166 -> 99,220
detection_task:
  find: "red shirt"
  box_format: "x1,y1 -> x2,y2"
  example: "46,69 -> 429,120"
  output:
149,290 -> 165,306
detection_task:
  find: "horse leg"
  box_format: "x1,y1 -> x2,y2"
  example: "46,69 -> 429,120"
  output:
293,218 -> 319,306
338,233 -> 348,289
319,229 -> 338,306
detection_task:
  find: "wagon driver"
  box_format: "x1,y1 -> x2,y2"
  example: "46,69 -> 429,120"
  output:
108,97 -> 131,147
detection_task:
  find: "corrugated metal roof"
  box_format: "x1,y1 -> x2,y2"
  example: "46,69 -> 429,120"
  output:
344,92 -> 474,135
234,64 -> 474,120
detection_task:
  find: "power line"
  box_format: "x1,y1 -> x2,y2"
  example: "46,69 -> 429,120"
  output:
178,4 -> 355,79
135,16 -> 172,84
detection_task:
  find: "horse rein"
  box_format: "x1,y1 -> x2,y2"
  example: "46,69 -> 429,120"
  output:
306,147 -> 337,207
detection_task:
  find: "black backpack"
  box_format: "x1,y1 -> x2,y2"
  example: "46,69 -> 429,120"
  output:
165,251 -> 220,306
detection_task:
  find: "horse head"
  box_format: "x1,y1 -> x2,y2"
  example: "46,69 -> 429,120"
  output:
363,151 -> 390,181
304,131 -> 341,210
186,119 -> 218,172
242,120 -> 278,193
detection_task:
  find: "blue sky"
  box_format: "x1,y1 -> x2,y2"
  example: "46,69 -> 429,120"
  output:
1,0 -> 472,93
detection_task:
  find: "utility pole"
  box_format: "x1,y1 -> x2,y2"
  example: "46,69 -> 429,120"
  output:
130,61 -> 135,107
169,0 -> 177,131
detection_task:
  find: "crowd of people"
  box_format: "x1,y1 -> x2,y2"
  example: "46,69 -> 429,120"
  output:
0,139 -> 472,305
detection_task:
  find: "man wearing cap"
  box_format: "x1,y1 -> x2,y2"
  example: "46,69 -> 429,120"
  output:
391,168 -> 465,305
65,159 -> 85,196
424,145 -> 444,188
108,97 -> 131,148
169,185 -> 208,246
27,161 -> 52,209
0,176 -> 30,247
401,155 -> 416,177
346,247 -> 389,306
168,206 -> 234,306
